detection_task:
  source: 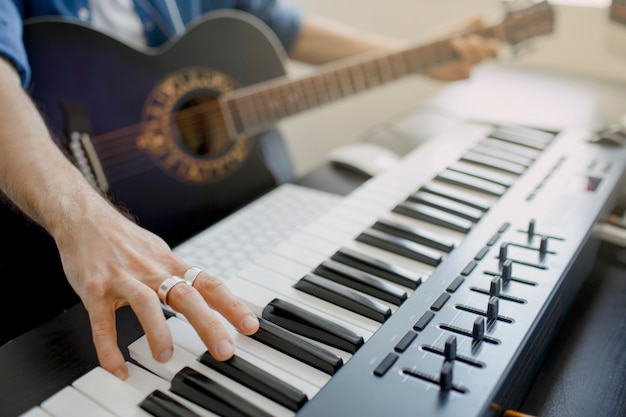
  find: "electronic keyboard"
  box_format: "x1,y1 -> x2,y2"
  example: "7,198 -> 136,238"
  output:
17,119 -> 626,417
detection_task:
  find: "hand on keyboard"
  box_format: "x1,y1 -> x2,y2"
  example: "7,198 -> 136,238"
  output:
54,201 -> 259,381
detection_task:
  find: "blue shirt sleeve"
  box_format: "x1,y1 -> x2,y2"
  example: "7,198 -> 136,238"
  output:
0,1 -> 31,87
231,0 -> 303,53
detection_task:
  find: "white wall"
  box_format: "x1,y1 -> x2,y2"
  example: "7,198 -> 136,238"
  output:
278,0 -> 626,176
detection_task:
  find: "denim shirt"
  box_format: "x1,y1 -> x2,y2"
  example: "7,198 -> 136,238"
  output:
1,0 -> 302,87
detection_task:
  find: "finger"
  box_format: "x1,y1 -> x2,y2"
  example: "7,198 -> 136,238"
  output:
128,282 -> 175,364
88,301 -> 128,380
166,280 -> 240,361
191,270 -> 259,335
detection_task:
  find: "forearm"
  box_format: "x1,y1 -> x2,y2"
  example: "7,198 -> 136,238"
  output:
0,57 -> 113,237
289,14 -> 406,65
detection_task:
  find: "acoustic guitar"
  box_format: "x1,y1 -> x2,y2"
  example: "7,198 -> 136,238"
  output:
21,2 -> 554,243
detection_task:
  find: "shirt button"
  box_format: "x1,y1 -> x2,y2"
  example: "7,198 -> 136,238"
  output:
78,7 -> 90,21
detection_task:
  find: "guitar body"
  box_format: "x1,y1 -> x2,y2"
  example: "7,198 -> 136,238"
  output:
22,11 -> 293,244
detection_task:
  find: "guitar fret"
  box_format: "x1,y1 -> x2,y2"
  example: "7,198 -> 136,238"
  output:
362,61 -> 381,89
321,71 -> 343,102
219,1 -> 554,139
377,56 -> 396,84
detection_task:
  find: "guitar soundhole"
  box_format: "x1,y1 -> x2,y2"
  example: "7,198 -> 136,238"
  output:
173,92 -> 230,157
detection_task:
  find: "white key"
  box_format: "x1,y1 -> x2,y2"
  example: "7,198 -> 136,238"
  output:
17,408 -> 53,417
71,366 -> 152,417
41,386 -> 116,417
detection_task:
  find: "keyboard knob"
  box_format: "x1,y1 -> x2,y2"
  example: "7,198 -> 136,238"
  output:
539,235 -> 549,257
527,218 -> 536,239
490,276 -> 501,297
487,296 -> 499,321
498,242 -> 508,262
472,317 -> 485,342
444,335 -> 457,362
439,361 -> 454,393
501,259 -> 513,284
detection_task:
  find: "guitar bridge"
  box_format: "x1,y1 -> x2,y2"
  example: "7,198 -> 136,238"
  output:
61,101 -> 109,193
68,131 -> 109,193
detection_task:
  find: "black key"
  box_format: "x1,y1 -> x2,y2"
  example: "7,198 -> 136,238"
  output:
199,351 -> 308,411
332,248 -> 422,289
435,170 -> 507,196
419,182 -> 491,212
469,144 -> 533,167
314,260 -> 407,305
447,162 -> 514,188
460,151 -> 526,175
393,202 -> 473,234
262,298 -> 364,353
373,218 -> 455,253
171,367 -> 271,417
295,274 -> 391,323
250,317 -> 343,375
407,191 -> 483,222
140,390 -> 202,417
357,228 -> 444,265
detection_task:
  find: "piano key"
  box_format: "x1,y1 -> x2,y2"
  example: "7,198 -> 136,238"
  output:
40,386 -> 116,417
467,144 -> 533,167
140,390 -> 203,417
234,267 -> 379,334
125,362 -> 219,417
198,352 -> 308,411
165,317 -> 321,399
383,211 -> 466,244
447,161 -> 516,187
313,259 -> 408,305
71,366 -> 153,417
250,317 -> 343,375
372,218 -> 456,253
460,151 -> 527,175
417,182 -> 493,211
17,408 -> 54,417
128,333 -> 295,417
434,170 -> 507,196
262,298 -> 364,353
331,247 -> 422,289
406,191 -> 484,222
292,220 -> 438,279
295,274 -> 392,323
357,228 -> 444,266
171,367 -> 272,417
479,137 -> 541,160
489,126 -> 551,150
272,238 -> 411,303
392,202 -> 473,234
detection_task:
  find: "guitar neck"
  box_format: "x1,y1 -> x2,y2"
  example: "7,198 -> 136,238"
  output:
221,24 -> 500,139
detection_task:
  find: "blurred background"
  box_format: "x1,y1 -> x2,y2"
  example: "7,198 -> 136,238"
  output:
279,0 -> 626,176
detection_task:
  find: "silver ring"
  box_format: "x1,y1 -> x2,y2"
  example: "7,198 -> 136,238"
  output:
158,276 -> 188,307
183,266 -> 203,286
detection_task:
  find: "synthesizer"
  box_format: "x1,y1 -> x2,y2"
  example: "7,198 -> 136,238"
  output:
17,119 -> 626,417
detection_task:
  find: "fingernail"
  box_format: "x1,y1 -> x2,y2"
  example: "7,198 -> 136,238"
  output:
158,347 -> 173,362
113,369 -> 126,380
241,315 -> 259,333
216,339 -> 234,358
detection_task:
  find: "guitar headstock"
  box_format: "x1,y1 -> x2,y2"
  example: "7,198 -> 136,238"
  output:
501,1 -> 556,46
